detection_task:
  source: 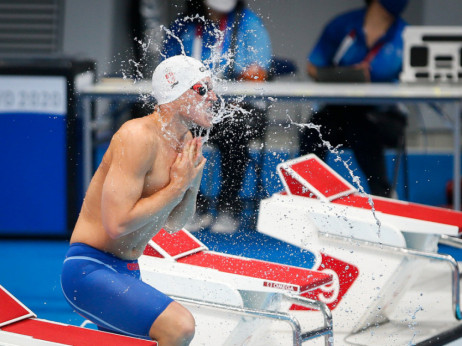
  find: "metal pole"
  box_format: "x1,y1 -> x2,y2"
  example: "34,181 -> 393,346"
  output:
320,232 -> 462,320
170,294 -> 303,345
284,294 -> 334,346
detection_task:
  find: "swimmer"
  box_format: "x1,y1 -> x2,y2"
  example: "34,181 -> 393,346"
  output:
61,55 -> 216,345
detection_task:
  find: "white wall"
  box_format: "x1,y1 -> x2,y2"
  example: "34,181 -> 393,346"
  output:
422,0 -> 462,25
63,0 -> 133,77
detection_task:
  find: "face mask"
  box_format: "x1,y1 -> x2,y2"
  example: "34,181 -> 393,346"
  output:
379,0 -> 409,17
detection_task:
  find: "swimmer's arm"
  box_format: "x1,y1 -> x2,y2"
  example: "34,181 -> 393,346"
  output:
101,126 -> 186,239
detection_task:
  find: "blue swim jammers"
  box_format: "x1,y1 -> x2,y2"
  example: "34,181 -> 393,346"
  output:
61,242 -> 173,339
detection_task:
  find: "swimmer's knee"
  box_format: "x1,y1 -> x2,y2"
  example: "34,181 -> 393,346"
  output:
149,303 -> 195,345
172,309 -> 195,343
149,316 -> 195,345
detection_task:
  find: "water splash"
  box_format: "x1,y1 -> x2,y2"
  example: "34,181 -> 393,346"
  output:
288,115 -> 383,236
112,15 -> 385,237
131,36 -> 154,80
158,15 -> 252,145
405,305 -> 423,346
159,24 -> 186,57
118,36 -> 154,82
148,17 -> 383,236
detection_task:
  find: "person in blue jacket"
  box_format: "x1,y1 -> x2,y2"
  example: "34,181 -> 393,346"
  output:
162,0 -> 272,233
300,0 -> 408,197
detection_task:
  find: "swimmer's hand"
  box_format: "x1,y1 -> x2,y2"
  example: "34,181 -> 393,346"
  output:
191,137 -> 205,167
169,138 -> 206,192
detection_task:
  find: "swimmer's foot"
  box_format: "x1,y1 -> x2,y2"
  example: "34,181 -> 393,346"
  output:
210,213 -> 239,234
185,213 -> 213,232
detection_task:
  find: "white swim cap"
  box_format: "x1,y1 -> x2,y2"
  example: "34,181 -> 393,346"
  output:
205,0 -> 237,13
152,55 -> 211,105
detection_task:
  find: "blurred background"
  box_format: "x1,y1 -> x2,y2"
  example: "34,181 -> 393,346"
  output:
46,0 -> 460,79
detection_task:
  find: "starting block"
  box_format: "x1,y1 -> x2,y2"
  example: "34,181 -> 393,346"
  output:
277,154 -> 462,247
144,229 -> 332,294
257,154 -> 462,343
0,285 -> 157,346
139,228 -> 334,345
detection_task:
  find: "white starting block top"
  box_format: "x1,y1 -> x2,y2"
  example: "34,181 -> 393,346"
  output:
257,154 -> 462,342
139,229 -> 335,346
142,229 -> 333,295
277,154 -> 462,239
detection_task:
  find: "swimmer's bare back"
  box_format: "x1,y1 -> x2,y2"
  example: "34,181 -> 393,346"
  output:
70,114 -> 205,260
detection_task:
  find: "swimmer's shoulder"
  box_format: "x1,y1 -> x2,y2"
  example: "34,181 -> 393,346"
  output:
111,117 -> 159,157
121,116 -> 157,140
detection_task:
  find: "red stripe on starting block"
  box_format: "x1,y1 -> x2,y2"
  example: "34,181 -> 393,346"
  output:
142,245 -> 163,258
292,253 -> 359,311
151,229 -> 207,258
0,285 -> 35,327
290,158 -> 353,199
280,168 -> 314,197
177,252 -> 332,293
333,194 -> 462,231
2,319 -> 157,346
